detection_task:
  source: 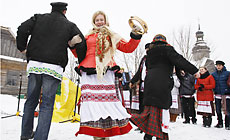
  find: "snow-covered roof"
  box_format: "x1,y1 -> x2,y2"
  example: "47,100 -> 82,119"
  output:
0,55 -> 26,62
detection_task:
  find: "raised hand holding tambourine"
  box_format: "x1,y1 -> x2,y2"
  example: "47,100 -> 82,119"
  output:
129,16 -> 148,35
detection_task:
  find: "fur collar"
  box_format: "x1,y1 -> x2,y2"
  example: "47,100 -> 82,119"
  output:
200,71 -> 210,79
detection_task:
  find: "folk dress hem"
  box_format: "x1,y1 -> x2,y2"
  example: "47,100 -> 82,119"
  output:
75,121 -> 132,137
77,71 -> 132,137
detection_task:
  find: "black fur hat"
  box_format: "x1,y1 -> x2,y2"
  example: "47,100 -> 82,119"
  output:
51,2 -> 68,12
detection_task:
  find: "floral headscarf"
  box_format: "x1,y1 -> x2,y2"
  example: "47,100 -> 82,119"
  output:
87,11 -> 122,79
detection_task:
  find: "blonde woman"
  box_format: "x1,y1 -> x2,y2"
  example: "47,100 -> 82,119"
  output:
71,11 -> 142,140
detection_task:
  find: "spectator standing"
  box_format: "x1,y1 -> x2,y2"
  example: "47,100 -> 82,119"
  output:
169,69 -> 181,122
195,66 -> 215,127
212,61 -> 230,130
178,70 -> 197,124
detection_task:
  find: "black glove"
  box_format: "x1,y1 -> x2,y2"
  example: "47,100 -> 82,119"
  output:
200,84 -> 204,88
198,87 -> 203,91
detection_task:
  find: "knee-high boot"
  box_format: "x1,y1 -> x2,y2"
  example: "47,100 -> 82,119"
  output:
206,116 -> 212,127
202,116 -> 206,127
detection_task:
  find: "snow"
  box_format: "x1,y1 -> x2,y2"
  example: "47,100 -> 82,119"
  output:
1,94 -> 229,140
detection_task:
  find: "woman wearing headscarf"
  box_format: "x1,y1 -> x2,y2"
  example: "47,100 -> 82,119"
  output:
71,11 -> 142,140
195,66 -> 215,127
131,34 -> 199,140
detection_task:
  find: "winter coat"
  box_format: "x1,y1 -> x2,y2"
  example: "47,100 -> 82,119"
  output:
179,73 -> 195,96
212,67 -> 230,95
16,11 -> 86,68
78,32 -> 141,70
227,73 -> 230,87
143,43 -> 198,109
195,71 -> 215,101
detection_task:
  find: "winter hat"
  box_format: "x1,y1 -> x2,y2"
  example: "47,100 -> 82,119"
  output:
51,2 -> 68,12
215,60 -> 225,66
152,34 -> 167,44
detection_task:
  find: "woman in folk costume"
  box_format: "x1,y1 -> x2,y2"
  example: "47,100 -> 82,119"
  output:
195,66 -> 215,127
169,68 -> 181,122
130,34 -> 199,140
71,11 -> 142,140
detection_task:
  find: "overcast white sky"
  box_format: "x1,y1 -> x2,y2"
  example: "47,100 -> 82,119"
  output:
1,0 -> 230,68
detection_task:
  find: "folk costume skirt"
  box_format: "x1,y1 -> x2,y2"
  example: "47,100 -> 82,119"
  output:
75,71 -> 132,137
197,101 -> 215,116
131,106 -> 169,140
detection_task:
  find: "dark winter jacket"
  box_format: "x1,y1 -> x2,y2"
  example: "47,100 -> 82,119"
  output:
143,43 -> 198,109
179,73 -> 196,96
227,73 -> 230,87
212,67 -> 230,95
16,11 -> 86,69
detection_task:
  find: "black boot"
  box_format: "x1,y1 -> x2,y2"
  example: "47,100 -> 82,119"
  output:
144,134 -> 153,140
192,118 -> 197,124
206,116 -> 212,127
215,114 -> 223,128
214,121 -> 223,128
202,116 -> 207,127
183,118 -> 190,124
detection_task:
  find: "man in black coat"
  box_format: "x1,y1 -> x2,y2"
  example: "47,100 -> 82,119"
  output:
131,34 -> 199,140
17,2 -> 86,140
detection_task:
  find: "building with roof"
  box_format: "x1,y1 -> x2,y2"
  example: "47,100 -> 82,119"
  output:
192,24 -> 215,73
1,26 -> 27,96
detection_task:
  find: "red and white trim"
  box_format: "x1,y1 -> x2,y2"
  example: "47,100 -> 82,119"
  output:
161,109 -> 169,133
76,122 -> 132,137
197,101 -> 212,113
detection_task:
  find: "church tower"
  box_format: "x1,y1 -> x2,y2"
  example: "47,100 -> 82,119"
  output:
192,24 -> 215,73
192,24 -> 211,60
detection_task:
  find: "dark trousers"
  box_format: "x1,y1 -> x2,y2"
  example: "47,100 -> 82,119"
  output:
215,98 -> 223,124
225,98 -> 230,127
181,97 -> 196,122
215,97 -> 230,127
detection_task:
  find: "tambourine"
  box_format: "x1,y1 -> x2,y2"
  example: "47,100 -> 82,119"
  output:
128,16 -> 148,35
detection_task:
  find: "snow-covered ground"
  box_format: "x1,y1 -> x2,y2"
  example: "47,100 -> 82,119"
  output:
1,94 -> 229,140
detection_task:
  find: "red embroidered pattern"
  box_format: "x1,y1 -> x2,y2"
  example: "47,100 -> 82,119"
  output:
81,84 -> 115,90
81,93 -> 119,102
